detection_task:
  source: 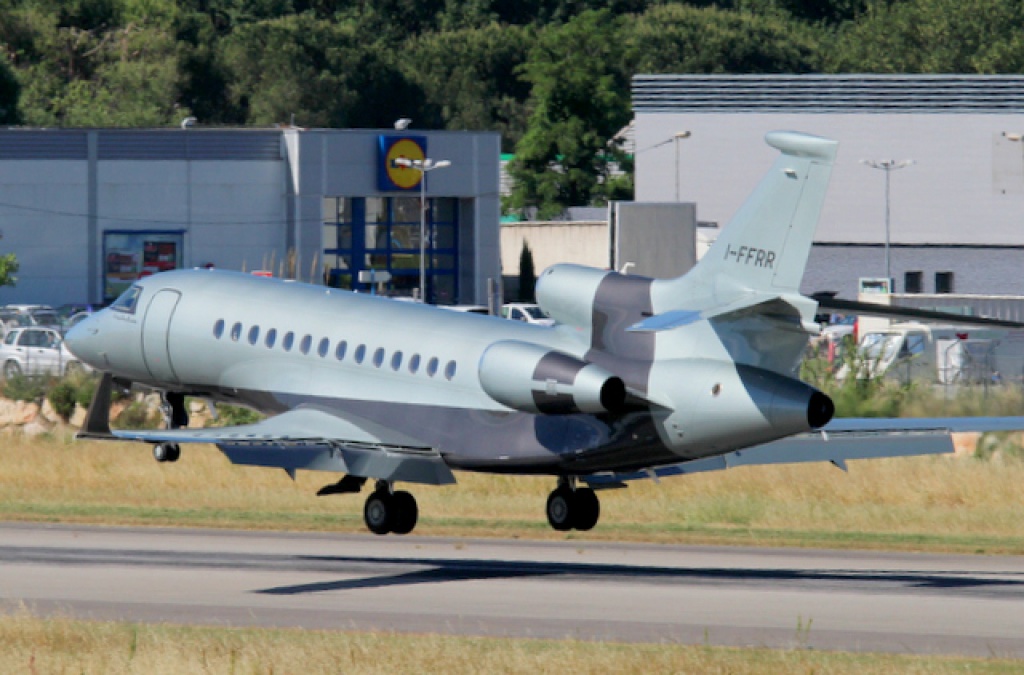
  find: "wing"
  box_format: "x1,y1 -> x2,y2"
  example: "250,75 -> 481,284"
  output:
78,375 -> 454,486
585,416 -> 1024,487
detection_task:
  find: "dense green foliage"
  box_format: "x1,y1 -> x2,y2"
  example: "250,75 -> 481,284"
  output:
2,1 -> 1024,215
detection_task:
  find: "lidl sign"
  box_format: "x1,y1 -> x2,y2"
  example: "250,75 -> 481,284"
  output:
378,135 -> 426,191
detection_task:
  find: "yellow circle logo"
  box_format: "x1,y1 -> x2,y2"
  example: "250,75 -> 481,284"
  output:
386,139 -> 426,189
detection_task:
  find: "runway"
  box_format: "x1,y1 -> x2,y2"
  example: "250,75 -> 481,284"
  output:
1,523 -> 1022,657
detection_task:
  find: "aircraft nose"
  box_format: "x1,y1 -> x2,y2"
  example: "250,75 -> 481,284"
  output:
63,314 -> 99,360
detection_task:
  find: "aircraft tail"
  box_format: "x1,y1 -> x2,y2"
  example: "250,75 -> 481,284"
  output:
663,131 -> 837,300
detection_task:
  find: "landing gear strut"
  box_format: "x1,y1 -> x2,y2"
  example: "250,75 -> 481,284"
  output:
546,478 -> 600,532
363,481 -> 419,536
153,392 -> 188,464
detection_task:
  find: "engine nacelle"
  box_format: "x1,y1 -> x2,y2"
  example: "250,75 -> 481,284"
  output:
478,340 -> 626,415
534,264 -> 611,329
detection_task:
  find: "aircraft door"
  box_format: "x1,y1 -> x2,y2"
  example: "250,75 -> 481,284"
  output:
141,289 -> 181,383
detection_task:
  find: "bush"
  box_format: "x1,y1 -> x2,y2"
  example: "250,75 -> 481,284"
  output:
1,373 -> 51,403
47,380 -> 77,421
208,403 -> 263,427
115,400 -> 158,429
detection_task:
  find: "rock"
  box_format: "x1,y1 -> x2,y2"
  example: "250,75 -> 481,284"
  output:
21,419 -> 51,437
952,432 -> 981,458
41,398 -> 63,424
70,405 -> 87,428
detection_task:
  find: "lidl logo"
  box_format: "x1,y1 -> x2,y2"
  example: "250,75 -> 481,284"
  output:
378,135 -> 427,191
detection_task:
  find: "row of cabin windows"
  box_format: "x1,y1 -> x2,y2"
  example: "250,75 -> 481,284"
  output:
212,319 -> 457,381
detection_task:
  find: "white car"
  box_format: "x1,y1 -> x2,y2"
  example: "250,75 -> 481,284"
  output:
0,327 -> 86,378
501,303 -> 555,326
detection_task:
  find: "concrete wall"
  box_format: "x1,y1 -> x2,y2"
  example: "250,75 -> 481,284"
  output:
500,221 -> 610,277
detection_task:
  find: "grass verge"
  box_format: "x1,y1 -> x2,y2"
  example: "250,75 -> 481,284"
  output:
1,612 -> 1022,675
1,432 -> 1023,553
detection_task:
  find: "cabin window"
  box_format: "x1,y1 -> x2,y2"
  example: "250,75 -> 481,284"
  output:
111,286 -> 143,314
336,340 -> 347,360
283,332 -> 295,351
318,338 -> 330,358
426,357 -> 439,377
391,351 -> 403,371
300,335 -> 312,355
230,322 -> 242,342
373,348 -> 385,368
265,328 -> 277,348
213,319 -> 225,339
444,361 -> 457,380
248,326 -> 260,345
354,344 -> 366,363
409,354 -> 421,374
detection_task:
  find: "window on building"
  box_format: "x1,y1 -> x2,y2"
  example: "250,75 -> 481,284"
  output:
904,271 -> 923,294
935,271 -> 955,294
323,196 -> 459,303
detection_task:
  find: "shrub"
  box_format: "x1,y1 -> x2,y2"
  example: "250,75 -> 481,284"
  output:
1,373 -> 51,403
47,380 -> 77,421
208,403 -> 263,427
115,400 -> 158,430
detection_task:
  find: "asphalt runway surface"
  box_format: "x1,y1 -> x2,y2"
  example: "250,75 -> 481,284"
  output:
1,522 -> 1023,657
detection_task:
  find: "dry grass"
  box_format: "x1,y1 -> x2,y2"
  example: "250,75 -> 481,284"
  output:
1,612 -> 1020,675
1,431 -> 1023,551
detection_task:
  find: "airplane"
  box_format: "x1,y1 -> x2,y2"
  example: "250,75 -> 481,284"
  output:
64,131 -> 1024,536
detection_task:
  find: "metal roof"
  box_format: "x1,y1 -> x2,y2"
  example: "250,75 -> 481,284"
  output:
0,129 -> 283,160
633,74 -> 1024,113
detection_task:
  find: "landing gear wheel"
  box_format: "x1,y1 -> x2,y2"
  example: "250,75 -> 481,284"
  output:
153,442 -> 180,463
546,486 -> 575,532
390,491 -> 419,535
571,487 -> 600,531
364,490 -> 394,535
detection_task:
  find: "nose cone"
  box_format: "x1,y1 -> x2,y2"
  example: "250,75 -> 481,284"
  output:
63,313 -> 101,366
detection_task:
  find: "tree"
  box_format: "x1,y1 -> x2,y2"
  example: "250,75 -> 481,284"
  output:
518,241 -> 535,302
0,253 -> 18,287
507,10 -> 631,219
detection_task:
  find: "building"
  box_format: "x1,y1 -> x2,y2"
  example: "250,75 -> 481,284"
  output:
0,127 -> 500,307
633,74 -> 1024,298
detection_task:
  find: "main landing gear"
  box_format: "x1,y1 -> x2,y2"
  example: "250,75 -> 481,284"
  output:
153,392 -> 188,464
319,477 -> 420,536
545,477 -> 600,532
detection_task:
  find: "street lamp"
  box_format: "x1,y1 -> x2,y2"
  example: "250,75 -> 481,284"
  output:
861,158 -> 914,284
392,157 -> 451,302
674,131 -> 691,202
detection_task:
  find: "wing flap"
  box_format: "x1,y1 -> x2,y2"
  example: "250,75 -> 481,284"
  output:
585,429 -> 954,486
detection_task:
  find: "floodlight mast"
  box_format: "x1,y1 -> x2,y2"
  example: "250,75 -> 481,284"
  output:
392,157 -> 452,302
861,158 -> 914,285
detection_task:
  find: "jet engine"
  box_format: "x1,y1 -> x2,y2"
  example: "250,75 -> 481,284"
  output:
534,264 -> 611,329
478,340 -> 626,415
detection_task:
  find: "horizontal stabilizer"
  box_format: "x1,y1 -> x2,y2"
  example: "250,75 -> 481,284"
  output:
628,293 -> 796,332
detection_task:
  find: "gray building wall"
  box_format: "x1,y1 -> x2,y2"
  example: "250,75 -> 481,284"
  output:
633,75 -> 1024,297
0,127 -> 500,307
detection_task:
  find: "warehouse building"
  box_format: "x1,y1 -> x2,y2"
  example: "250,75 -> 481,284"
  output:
0,127 -> 500,307
633,74 -> 1024,298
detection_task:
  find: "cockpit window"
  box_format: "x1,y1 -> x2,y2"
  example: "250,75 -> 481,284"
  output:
111,286 -> 142,314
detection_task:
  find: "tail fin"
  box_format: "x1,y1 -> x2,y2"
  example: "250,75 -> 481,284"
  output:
668,131 -> 837,297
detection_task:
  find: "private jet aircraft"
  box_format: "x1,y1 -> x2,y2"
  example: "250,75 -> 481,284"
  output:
65,131 -> 1024,536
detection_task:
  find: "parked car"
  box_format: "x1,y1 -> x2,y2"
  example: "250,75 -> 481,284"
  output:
500,303 -> 555,326
0,327 -> 87,378
2,304 -> 62,331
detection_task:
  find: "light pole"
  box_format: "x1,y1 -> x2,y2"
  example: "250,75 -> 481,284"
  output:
861,158 -> 914,285
673,131 -> 691,202
393,157 -> 451,302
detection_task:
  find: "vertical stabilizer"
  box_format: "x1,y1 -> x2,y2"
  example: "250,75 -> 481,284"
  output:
663,132 -> 837,300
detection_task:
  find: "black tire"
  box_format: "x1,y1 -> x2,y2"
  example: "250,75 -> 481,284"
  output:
3,360 -> 21,379
572,487 -> 600,531
364,491 -> 393,535
546,486 -> 575,532
153,443 -> 180,463
390,490 -> 419,535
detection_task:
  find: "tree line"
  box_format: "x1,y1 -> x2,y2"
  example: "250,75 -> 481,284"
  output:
1,0 -> 1024,218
